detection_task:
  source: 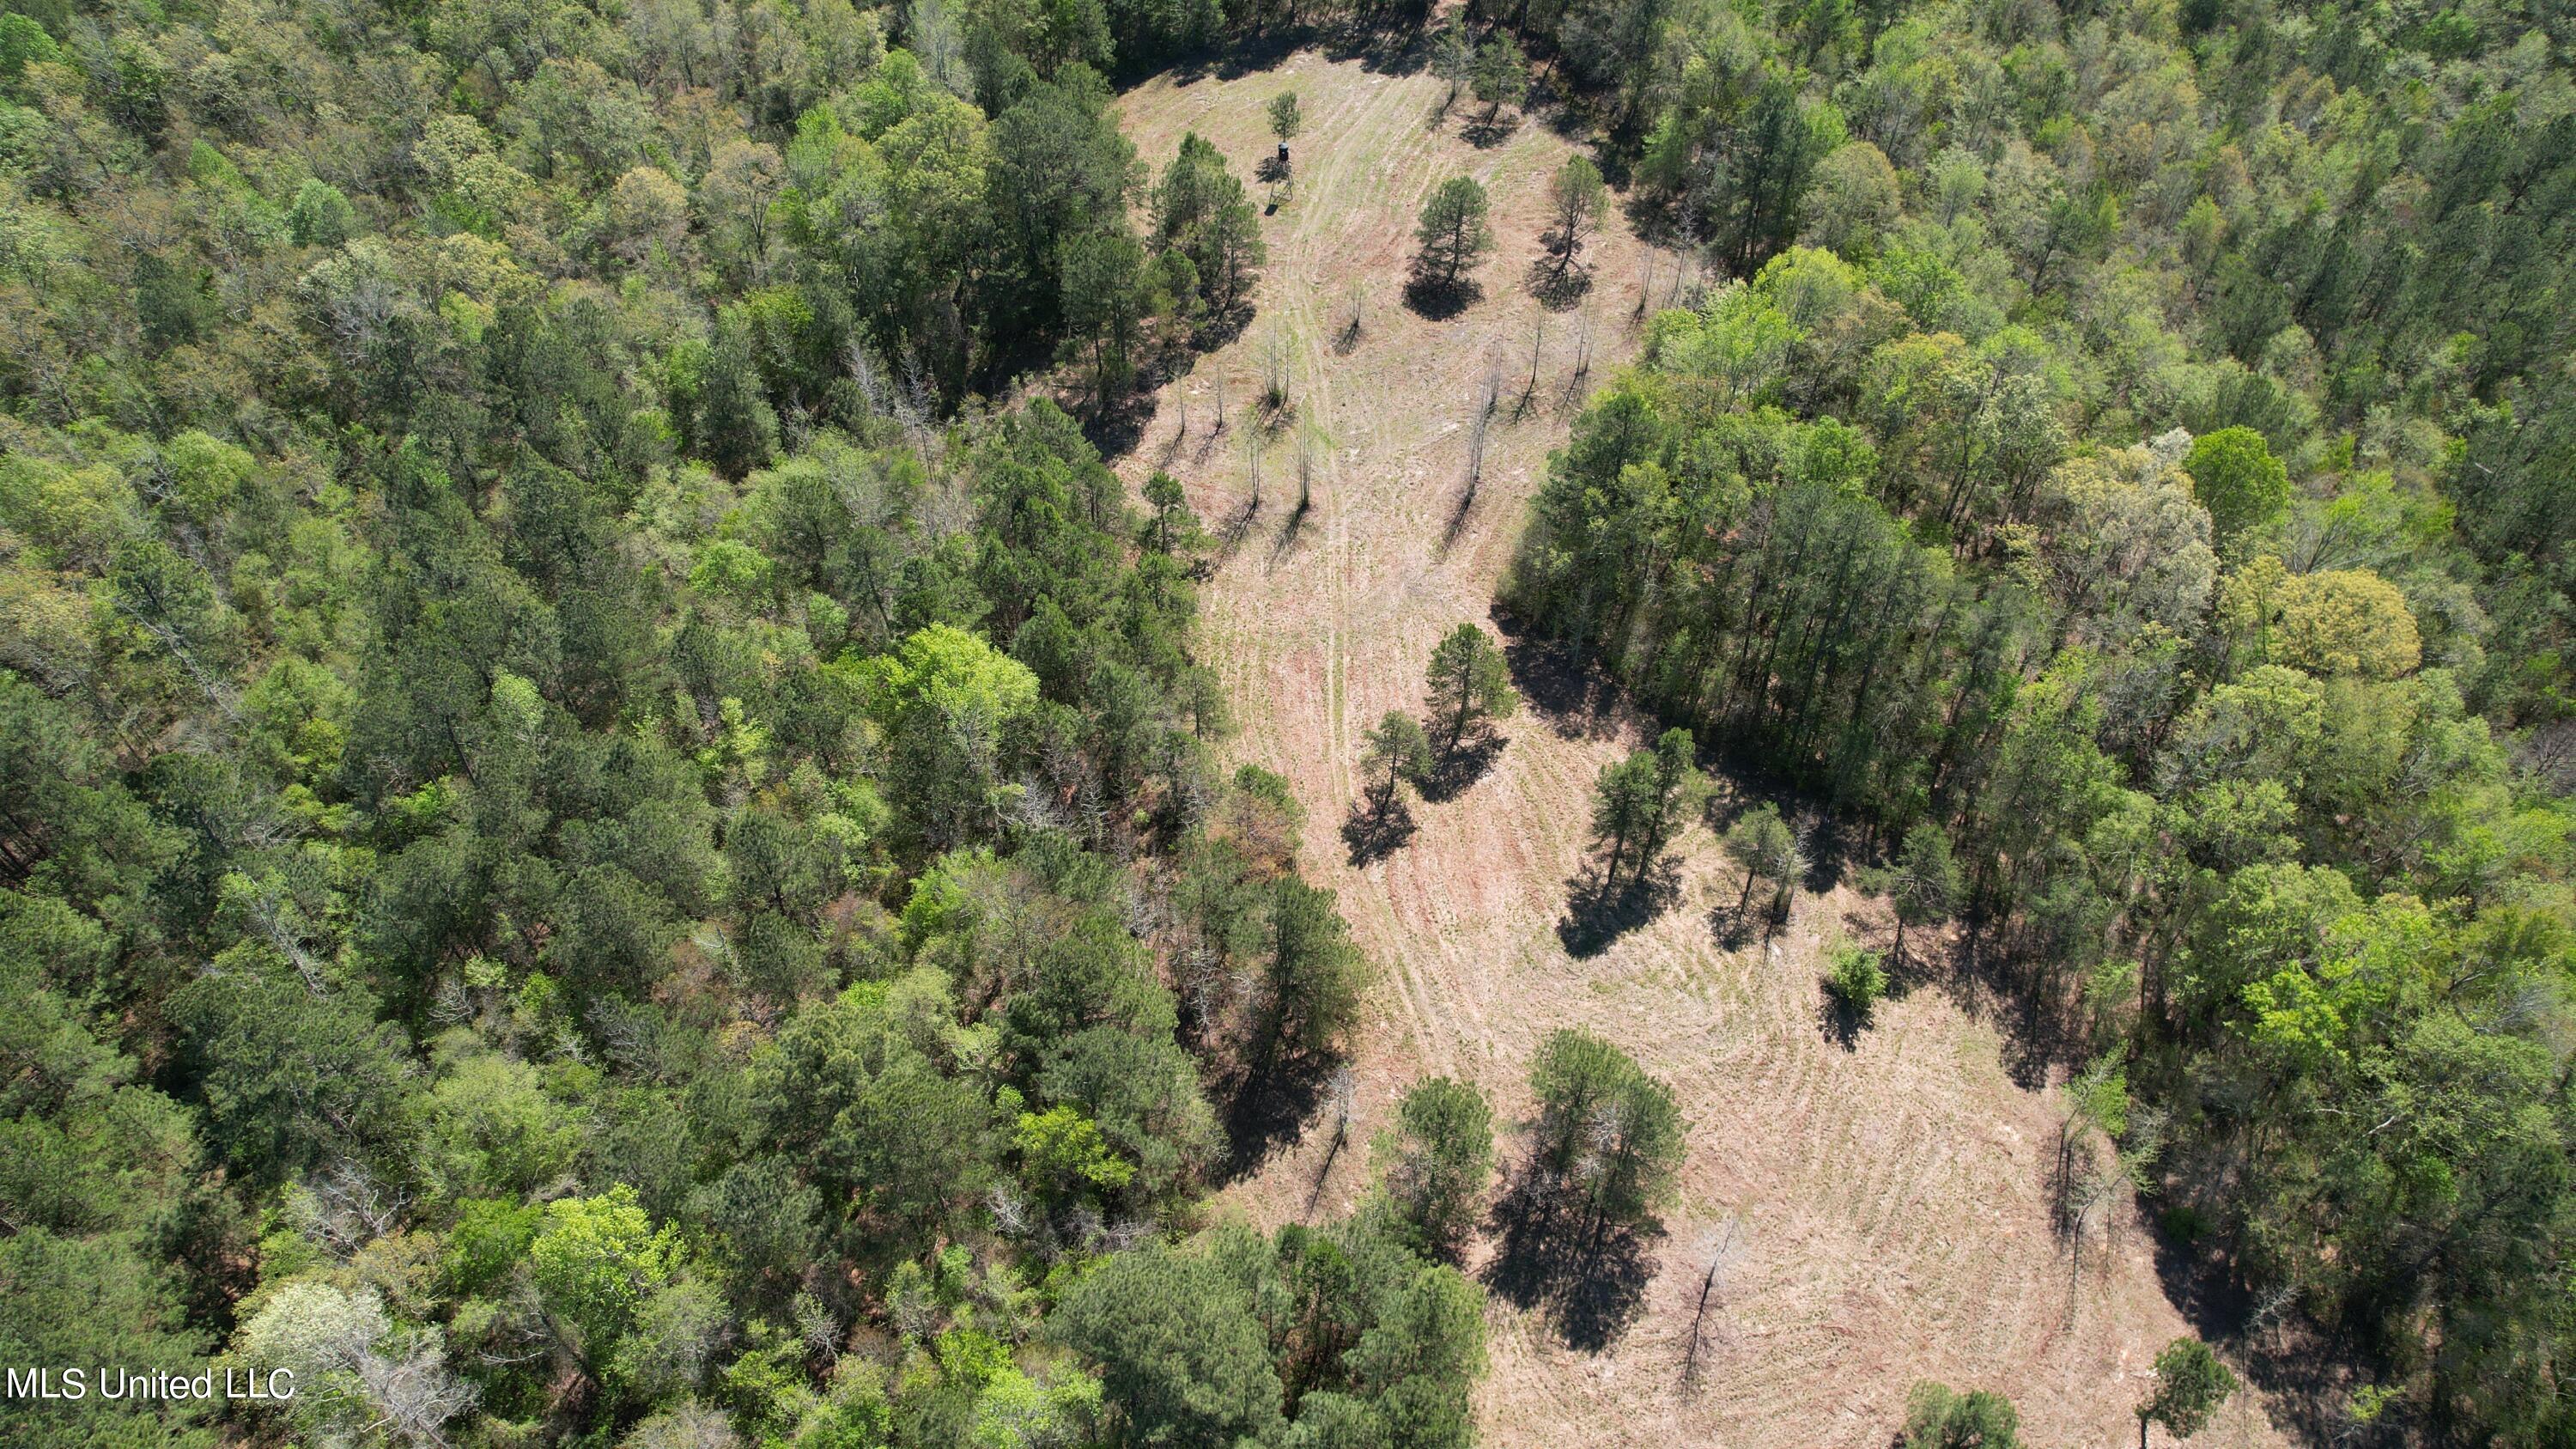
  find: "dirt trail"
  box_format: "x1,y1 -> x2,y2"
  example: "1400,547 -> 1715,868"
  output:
1115,52 -> 2289,1449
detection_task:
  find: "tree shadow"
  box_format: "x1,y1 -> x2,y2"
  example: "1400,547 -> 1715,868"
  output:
1942,925 -> 2090,1092
1482,1164 -> 1661,1353
1266,492 -> 1313,566
1216,1048 -> 1341,1184
1619,188 -> 1692,249
1461,110 -> 1522,149
1818,989 -> 1867,1050
2144,1196 -> 2383,1446
1403,274 -> 1480,320
1256,152 -> 1290,186
1704,872 -> 1793,951
1076,387 -> 1159,460
1707,895 -> 1756,951
1528,257 -> 1595,312
1797,812 -> 1862,894
1194,302 -> 1257,355
1557,857 -> 1682,959
1435,479 -> 1478,558
1556,364 -> 1593,414
1216,493 -> 1262,560
1419,728 -> 1506,802
1188,27 -> 1309,82
1839,906 -> 1935,1007
1342,796 -> 1419,865
1538,88 -> 1598,146
1496,618 -> 1624,741
1322,16 -> 1435,75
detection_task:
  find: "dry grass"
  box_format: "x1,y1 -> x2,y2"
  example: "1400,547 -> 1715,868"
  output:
1114,51 -> 2291,1449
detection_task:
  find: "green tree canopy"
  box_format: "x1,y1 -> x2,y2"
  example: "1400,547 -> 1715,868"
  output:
1424,623 -> 1517,753
1412,180 -> 1495,295
1054,1244 -> 1286,1446
1376,1076 -> 1496,1261
2184,428 -> 2289,554
1528,1028 -> 1683,1242
2139,1338 -> 2237,1446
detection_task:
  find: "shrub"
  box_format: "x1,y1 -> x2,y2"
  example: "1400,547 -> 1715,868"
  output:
1823,939 -> 1888,1017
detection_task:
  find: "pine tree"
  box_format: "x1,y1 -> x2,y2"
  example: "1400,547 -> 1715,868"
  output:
1376,1076 -> 1495,1260
1528,1029 -> 1682,1246
1472,33 -> 1528,122
1587,753 -> 1656,890
2137,1339 -> 2236,1449
1636,728 -> 1706,870
1886,822 -> 1961,968
1423,622 -> 1517,755
1412,178 -> 1496,296
1546,155 -> 1607,271
1431,14 -> 1474,111
1362,709 -> 1433,816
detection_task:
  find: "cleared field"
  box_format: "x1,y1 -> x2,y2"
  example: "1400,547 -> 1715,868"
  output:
1115,50 -> 2288,1449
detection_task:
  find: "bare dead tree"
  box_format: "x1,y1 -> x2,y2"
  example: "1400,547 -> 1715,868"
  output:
1464,348 -> 1504,496
1181,943 -> 1229,1038
428,976 -> 475,1027
1668,224 -> 1702,309
987,1183 -> 1036,1246
1242,426 -> 1264,511
114,589 -> 240,723
359,1331 -> 480,1448
475,1282 -> 553,1370
1520,313 -> 1546,413
1682,1217 -> 1747,1385
1262,331 -> 1292,413
1466,403 -> 1491,494
234,873 -> 331,995
848,341 -> 935,459
295,1159 -> 408,1257
793,1291 -> 843,1366
1575,300 -> 1598,378
1307,1065 -> 1361,1217
2059,1151 -> 2113,1327
1294,422 -> 1316,516
2248,1281 -> 2300,1353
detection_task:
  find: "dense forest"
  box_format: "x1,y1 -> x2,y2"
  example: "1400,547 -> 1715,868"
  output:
1507,0 -> 2576,1436
0,0 -> 1485,1444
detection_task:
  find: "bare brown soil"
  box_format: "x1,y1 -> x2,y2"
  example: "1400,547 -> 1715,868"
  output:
1115,50 -> 2291,1449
